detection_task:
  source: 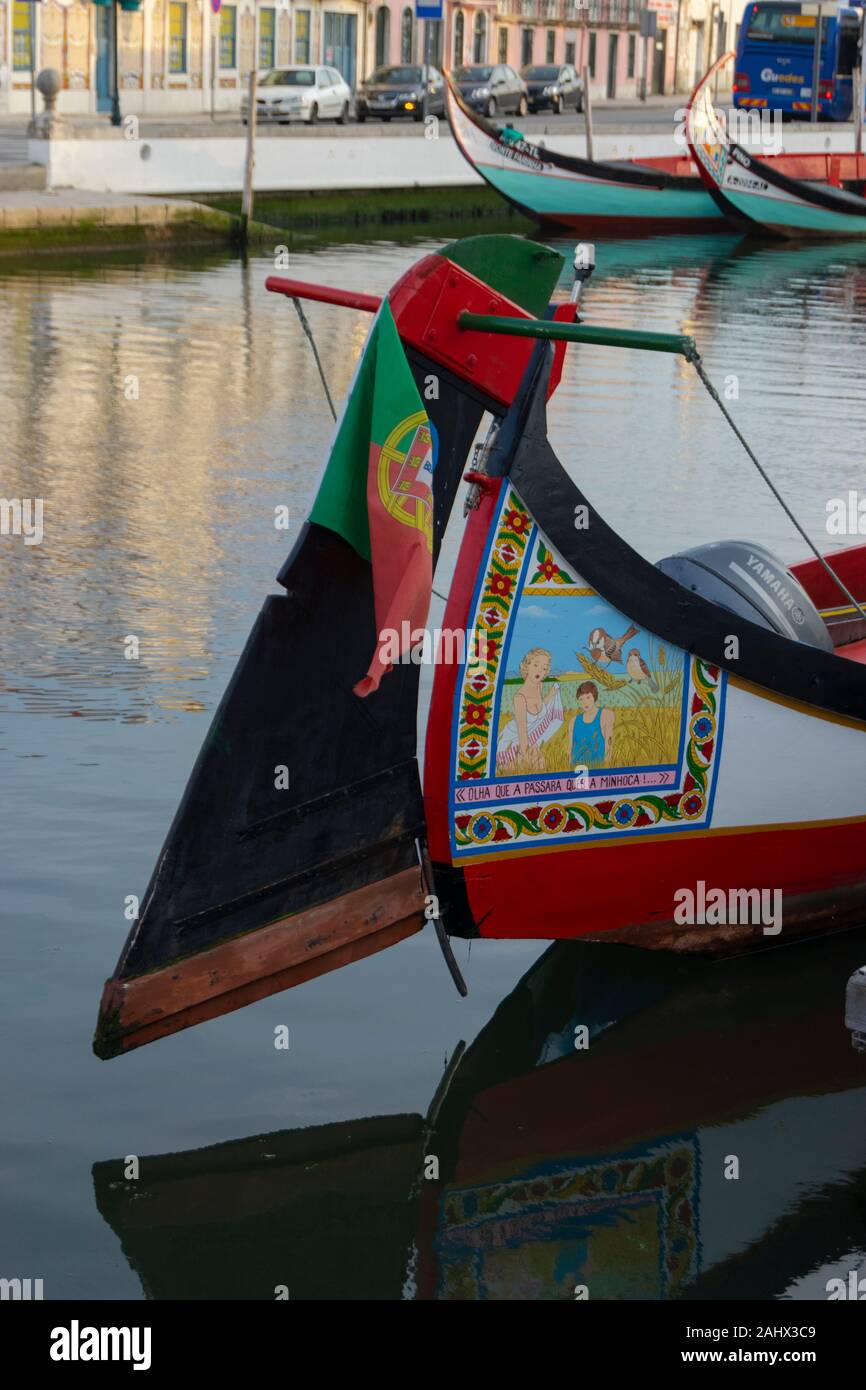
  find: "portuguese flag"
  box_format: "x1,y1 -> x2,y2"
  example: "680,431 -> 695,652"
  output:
310,301 -> 435,697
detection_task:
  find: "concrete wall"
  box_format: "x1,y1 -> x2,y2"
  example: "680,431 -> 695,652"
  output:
29,118 -> 861,195
32,123 -> 692,193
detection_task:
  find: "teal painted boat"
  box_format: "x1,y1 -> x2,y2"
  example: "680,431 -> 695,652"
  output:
445,79 -> 726,237
688,53 -> 866,240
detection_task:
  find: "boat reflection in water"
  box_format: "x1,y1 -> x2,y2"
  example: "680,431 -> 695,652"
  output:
94,929 -> 866,1300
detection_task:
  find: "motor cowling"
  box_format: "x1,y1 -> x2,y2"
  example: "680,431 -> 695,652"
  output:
656,540 -> 833,651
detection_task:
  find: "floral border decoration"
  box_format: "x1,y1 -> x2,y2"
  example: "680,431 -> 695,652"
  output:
452,489 -> 724,852
456,489 -> 532,781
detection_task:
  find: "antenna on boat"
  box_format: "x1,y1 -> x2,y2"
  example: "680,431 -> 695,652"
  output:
571,243 -> 596,307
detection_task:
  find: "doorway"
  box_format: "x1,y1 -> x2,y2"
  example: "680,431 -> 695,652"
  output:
95,6 -> 113,113
323,11 -> 357,89
652,29 -> 667,94
606,33 -> 618,98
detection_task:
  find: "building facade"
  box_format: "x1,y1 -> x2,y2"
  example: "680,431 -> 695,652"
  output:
0,0 -> 742,115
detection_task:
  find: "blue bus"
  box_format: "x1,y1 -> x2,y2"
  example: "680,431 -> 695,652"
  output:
734,2 -> 863,120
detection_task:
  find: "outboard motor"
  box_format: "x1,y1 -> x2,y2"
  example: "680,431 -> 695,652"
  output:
656,540 -> 833,651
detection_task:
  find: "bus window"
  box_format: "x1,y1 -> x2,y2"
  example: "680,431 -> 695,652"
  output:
745,4 -> 827,43
837,13 -> 859,77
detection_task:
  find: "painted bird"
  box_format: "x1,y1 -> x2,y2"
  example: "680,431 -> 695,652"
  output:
626,648 -> 660,692
586,624 -> 638,667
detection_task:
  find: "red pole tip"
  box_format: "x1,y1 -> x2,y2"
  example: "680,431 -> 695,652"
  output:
265,276 -> 381,313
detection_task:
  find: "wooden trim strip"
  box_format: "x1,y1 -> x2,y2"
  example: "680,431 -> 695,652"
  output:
94,867 -> 426,1059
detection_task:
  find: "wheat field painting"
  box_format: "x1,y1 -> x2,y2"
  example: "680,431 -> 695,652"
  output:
494,595 -> 687,779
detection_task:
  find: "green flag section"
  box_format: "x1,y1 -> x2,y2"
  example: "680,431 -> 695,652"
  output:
309,299 -> 424,563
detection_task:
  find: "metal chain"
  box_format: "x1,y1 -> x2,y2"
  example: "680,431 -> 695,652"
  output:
690,351 -> 866,626
292,297 -> 337,422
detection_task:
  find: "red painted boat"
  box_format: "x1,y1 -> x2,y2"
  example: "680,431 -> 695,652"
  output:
94,233 -> 866,1061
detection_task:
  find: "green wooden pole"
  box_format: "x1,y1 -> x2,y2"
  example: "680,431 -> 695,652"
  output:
457,311 -> 698,360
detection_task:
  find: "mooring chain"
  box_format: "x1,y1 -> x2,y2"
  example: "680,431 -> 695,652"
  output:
689,350 -> 866,627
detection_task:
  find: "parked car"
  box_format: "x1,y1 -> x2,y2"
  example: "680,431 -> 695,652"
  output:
521,63 -> 583,114
356,65 -> 445,122
452,64 -> 528,118
242,66 -> 353,125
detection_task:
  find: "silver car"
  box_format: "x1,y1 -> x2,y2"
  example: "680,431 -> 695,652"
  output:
242,66 -> 353,125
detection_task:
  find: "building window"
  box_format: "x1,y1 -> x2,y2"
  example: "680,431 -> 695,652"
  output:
565,39 -> 575,64
259,7 -> 275,69
427,18 -> 443,64
473,12 -> 487,62
521,26 -> 533,66
401,7 -> 414,63
498,27 -> 508,63
588,31 -> 596,78
169,1 -> 188,75
627,33 -> 635,77
375,5 -> 390,68
546,28 -> 555,63
219,5 -> 236,67
294,9 -> 311,63
453,11 -> 464,65
12,0 -> 32,71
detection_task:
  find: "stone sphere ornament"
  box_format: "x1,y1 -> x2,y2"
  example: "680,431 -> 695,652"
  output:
36,68 -> 62,115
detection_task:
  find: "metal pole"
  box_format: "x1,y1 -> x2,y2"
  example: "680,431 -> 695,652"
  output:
810,2 -> 822,124
457,311 -> 696,357
857,9 -> 866,156
582,62 -> 594,158
211,32 -> 216,120
111,1 -> 121,127
422,20 -> 429,123
28,0 -> 36,120
240,67 -> 257,243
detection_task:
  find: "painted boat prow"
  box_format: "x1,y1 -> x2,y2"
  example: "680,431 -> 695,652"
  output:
93,235 -> 566,1060
687,53 -> 866,240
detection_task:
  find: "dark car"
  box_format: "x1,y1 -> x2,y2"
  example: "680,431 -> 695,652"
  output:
453,64 -> 528,118
356,64 -> 445,122
521,63 -> 583,114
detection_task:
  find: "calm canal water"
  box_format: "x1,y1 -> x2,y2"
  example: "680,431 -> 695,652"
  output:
2,231 -> 866,1300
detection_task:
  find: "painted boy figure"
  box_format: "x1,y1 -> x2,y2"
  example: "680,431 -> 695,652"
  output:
568,681 -> 615,770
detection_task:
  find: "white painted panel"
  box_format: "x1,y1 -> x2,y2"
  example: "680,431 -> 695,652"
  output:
711,677 -> 866,829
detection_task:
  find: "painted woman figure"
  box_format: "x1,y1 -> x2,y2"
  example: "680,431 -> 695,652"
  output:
496,648 -> 563,774
568,681 -> 614,769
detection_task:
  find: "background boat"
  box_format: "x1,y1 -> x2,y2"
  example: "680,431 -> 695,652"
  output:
445,79 -> 725,237
688,54 -> 866,240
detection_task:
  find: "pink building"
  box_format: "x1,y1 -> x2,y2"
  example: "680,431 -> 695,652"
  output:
367,0 -> 678,99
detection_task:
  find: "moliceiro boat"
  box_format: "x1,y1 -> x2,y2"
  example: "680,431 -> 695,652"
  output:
445,79 -> 724,236
688,53 -> 866,239
94,234 -> 866,1060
